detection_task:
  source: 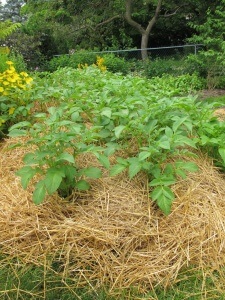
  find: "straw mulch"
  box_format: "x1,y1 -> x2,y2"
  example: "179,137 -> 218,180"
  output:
1,137 -> 225,293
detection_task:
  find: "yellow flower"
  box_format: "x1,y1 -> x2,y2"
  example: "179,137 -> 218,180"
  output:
18,84 -> 26,89
6,66 -> 16,73
2,81 -> 9,85
20,71 -> 28,77
0,86 -> 4,92
9,107 -> 15,115
25,77 -> 33,84
6,61 -> 13,65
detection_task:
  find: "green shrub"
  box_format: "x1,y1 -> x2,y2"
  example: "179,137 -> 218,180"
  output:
135,57 -> 190,78
186,51 -> 225,89
0,53 -> 27,73
102,53 -> 130,74
47,51 -> 97,72
47,51 -> 130,75
0,60 -> 33,137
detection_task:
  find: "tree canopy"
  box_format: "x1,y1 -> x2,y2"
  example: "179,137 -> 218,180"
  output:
1,0 -> 224,61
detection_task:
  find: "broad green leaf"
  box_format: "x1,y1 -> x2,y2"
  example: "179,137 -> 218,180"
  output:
164,163 -> 174,175
104,142 -> 120,156
16,166 -> 37,189
138,151 -> 151,161
71,111 -> 80,121
9,121 -> 31,130
158,139 -> 170,150
165,127 -> 173,138
151,185 -> 175,201
128,161 -> 142,179
151,186 -> 174,215
101,107 -> 112,118
8,129 -> 27,137
98,129 -> 111,138
183,120 -> 193,133
61,165 -> 77,182
97,154 -> 111,169
44,168 -> 65,194
48,107 -> 57,115
151,186 -> 163,201
144,119 -> 158,133
174,135 -> 196,148
149,176 -> 176,187
33,181 -> 46,205
175,161 -> 199,172
110,164 -> 127,176
116,157 -> 128,165
219,148 -> 225,164
81,167 -> 102,179
114,125 -> 125,139
75,180 -> 90,190
172,116 -> 188,132
23,153 -> 36,164
34,113 -> 46,118
175,168 -> 187,179
56,152 -> 75,164
58,120 -> 74,126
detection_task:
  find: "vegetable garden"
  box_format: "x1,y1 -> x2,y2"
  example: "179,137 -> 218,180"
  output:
1,59 -> 225,299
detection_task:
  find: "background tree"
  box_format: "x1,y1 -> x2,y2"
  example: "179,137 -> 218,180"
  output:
187,0 -> 225,88
10,0 -> 224,62
0,0 -> 25,22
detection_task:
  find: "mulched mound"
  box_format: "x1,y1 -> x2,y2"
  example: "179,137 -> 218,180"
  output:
1,137 -> 225,293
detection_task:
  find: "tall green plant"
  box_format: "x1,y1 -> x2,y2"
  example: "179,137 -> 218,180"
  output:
8,103 -> 107,203
187,0 -> 225,88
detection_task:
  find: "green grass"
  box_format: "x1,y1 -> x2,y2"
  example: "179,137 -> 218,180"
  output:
203,95 -> 225,107
0,255 -> 225,300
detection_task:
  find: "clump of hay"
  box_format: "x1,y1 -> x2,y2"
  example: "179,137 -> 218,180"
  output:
1,137 -> 225,293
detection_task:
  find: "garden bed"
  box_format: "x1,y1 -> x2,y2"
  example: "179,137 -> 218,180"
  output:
1,136 -> 225,295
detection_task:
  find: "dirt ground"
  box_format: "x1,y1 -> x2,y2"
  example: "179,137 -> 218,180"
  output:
198,88 -> 225,100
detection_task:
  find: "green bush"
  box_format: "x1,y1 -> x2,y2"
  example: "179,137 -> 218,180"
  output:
135,57 -> 190,78
102,53 -> 130,74
47,51 -> 130,75
47,51 -> 97,72
0,53 -> 27,73
185,51 -> 225,89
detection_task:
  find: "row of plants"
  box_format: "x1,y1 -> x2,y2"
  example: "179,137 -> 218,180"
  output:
1,60 -> 224,215
45,50 -> 225,89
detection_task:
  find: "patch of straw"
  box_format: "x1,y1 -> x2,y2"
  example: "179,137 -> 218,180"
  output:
1,137 -> 225,294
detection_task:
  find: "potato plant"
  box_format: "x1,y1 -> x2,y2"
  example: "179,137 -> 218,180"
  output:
8,66 -> 225,214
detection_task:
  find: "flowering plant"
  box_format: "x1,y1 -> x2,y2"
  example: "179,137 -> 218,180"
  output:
78,56 -> 107,72
0,61 -> 33,136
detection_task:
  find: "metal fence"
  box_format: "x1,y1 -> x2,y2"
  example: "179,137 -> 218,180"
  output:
65,44 -> 204,60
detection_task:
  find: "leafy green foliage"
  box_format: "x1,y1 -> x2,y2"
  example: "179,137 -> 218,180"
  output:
0,61 -> 33,137
47,51 -> 130,74
187,0 -> 225,88
102,53 -> 130,74
0,20 -> 21,40
47,51 -> 98,72
8,66 -> 225,214
9,104 -> 105,203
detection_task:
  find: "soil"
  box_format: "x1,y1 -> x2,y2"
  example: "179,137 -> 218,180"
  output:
197,89 -> 225,100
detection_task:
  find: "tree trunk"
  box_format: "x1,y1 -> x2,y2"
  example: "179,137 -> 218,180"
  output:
141,33 -> 149,60
124,0 -> 163,60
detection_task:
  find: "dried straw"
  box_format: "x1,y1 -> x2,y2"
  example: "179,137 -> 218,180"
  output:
1,137 -> 225,293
